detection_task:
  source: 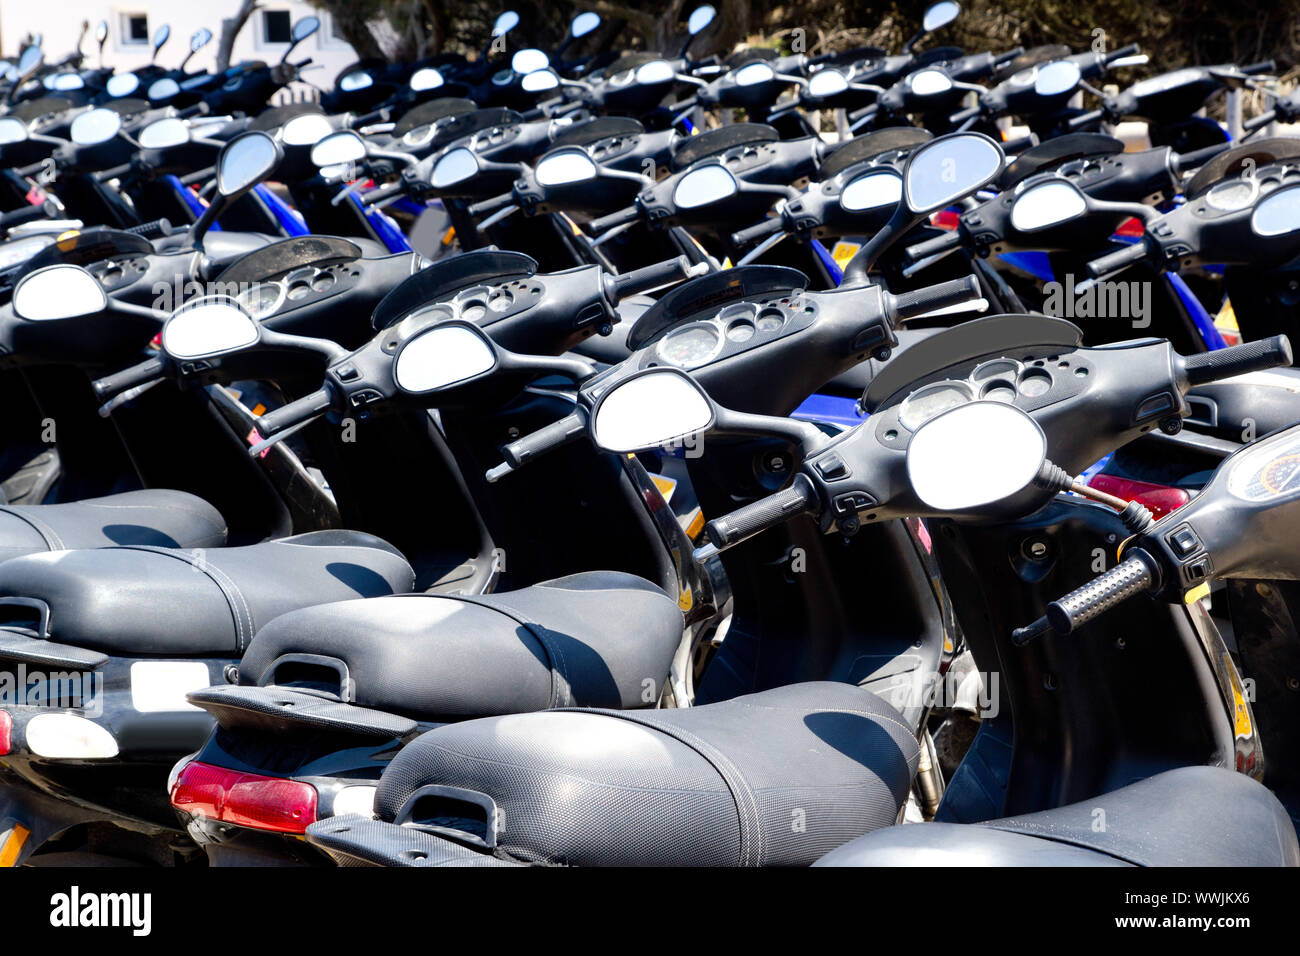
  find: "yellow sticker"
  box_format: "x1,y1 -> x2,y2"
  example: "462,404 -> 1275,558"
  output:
0,824 -> 29,867
1216,299 -> 1238,331
831,241 -> 861,269
1225,653 -> 1253,739
1184,583 -> 1212,605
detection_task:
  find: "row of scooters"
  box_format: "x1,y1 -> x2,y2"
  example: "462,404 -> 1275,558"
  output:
0,1 -> 1298,866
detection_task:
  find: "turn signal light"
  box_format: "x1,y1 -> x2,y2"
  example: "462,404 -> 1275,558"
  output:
170,761 -> 318,834
0,711 -> 10,756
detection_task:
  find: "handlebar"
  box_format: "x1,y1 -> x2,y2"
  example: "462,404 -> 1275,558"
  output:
1067,108 -> 1105,129
1242,111 -> 1275,132
92,356 -> 165,400
948,105 -> 980,125
1105,43 -> 1141,65
1011,550 -> 1158,645
587,205 -> 640,235
904,229 -> 963,263
886,275 -> 981,321
703,474 -> 820,550
611,255 -> 701,299
0,200 -> 53,231
497,409 -> 590,474
1086,241 -> 1148,279
125,217 -> 174,240
1176,141 -> 1232,171
1243,60 -> 1275,75
467,192 -> 514,218
994,48 -> 1025,66
1181,334 -> 1293,385
731,216 -> 784,246
361,181 -> 405,205
254,386 -> 334,439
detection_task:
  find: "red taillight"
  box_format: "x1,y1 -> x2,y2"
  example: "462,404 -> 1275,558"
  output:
0,711 -> 10,756
930,209 -> 961,230
1087,474 -> 1191,521
1114,217 -> 1145,239
170,761 -> 318,834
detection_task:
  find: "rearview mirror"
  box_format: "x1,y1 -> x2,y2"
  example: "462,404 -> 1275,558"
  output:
1252,184 -> 1300,238
95,21 -> 109,46
492,11 -> 520,37
910,69 -> 953,96
674,164 -> 738,209
310,129 -> 366,166
922,1 -> 960,32
293,16 -> 320,42
0,118 -> 29,144
840,170 -> 902,211
394,321 -> 498,393
907,401 -> 1045,510
217,130 -> 281,196
106,73 -> 139,97
17,46 -> 44,79
688,5 -> 716,35
592,367 -> 715,453
148,77 -> 181,100
535,148 -> 598,186
733,62 -> 776,87
571,12 -> 601,38
281,112 -> 333,146
432,147 -> 479,188
70,108 -> 123,146
903,132 -> 1003,213
13,265 -> 107,321
808,69 -> 849,97
191,27 -> 213,52
409,67 -> 444,92
511,48 -> 549,75
339,70 -> 373,92
1034,60 -> 1081,97
138,117 -> 190,149
1009,178 -> 1087,232
153,24 -> 171,50
161,299 -> 260,359
521,69 -> 559,92
635,60 -> 675,85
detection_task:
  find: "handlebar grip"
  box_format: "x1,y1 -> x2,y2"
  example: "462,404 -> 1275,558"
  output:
704,475 -> 820,550
903,229 -> 963,263
0,200 -> 51,230
1105,43 -> 1141,64
1044,552 -> 1157,636
361,181 -> 404,205
500,409 -> 589,469
1176,141 -> 1231,170
1001,133 -> 1037,155
948,106 -> 979,125
254,386 -> 334,439
1067,108 -> 1104,129
612,255 -> 696,299
467,192 -> 514,218
994,47 -> 1025,66
1086,241 -> 1147,278
887,275 -> 980,321
1242,111 -> 1275,132
1182,334 -> 1293,386
93,163 -> 133,182
126,217 -> 174,239
1243,60 -> 1275,75
731,216 -> 784,246
92,356 -> 165,400
587,205 -> 640,235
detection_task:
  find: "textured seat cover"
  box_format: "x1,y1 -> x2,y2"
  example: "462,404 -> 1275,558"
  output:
372,681 -> 919,866
0,530 -> 415,656
815,766 -> 1300,867
0,489 -> 227,564
239,571 -> 684,719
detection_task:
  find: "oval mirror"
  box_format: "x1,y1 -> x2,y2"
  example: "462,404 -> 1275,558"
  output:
14,265 -> 107,321
293,16 -> 320,42
217,131 -> 280,195
674,164 -> 738,209
571,12 -> 601,38
95,21 -> 109,44
904,132 -> 1003,213
1010,179 -> 1087,232
840,170 -> 902,211
0,117 -> 29,144
70,108 -> 123,146
635,59 -> 675,85
191,27 -> 213,51
734,62 -> 776,87
511,48 -> 549,75
310,129 -> 366,166
138,117 -> 190,149
48,72 -> 85,91
106,73 -> 140,96
432,147 -> 479,188
1252,185 -> 1300,238
910,69 -> 953,96
593,368 -> 715,452
536,148 -> 598,186
148,77 -> 181,100
492,11 -> 520,37
409,67 -> 444,92
521,69 -> 560,92
339,70 -> 373,92
907,401 -> 1045,510
282,112 -> 333,146
17,46 -> 42,77
153,24 -> 171,49
1034,60 -> 1081,97
808,69 -> 849,98
922,1 -> 960,32
161,300 -> 259,359
688,5 -> 716,35
395,323 -> 497,392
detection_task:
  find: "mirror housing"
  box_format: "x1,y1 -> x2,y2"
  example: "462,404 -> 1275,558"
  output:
907,401 -> 1045,511
192,131 -> 283,247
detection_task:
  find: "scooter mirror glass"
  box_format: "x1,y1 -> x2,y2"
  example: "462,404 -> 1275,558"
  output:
46,72 -> 85,91
688,5 -> 717,35
907,401 -> 1045,510
841,170 -> 902,211
394,323 -> 497,393
492,11 -> 521,37
432,147 -> 479,187
593,368 -> 715,453
1034,60 -> 1081,96
734,62 -> 776,87
293,16 -> 320,42
148,77 -> 180,100
70,108 -> 122,146
162,299 -> 260,359
1010,179 -> 1087,232
521,69 -> 559,92
138,117 -> 190,149
153,25 -> 170,49
191,27 -> 213,51
511,49 -> 549,75
282,112 -> 333,146
808,69 -> 849,97
1251,184 -> 1300,238
904,132 -> 1003,213
339,70 -> 373,92
217,131 -> 280,195
571,12 -> 601,38
0,117 -> 29,144
635,60 -> 675,85
910,69 -> 952,95
536,149 -> 598,186
13,265 -> 107,321
674,164 -> 738,209
922,1 -> 961,32
17,46 -> 43,76
409,67 -> 444,92
95,21 -> 109,45
310,129 -> 365,166
106,73 -> 139,96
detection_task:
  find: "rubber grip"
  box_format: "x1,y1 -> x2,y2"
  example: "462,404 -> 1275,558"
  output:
467,192 -> 513,217
500,410 -> 588,468
1243,61 -> 1275,75
1242,111 -> 1275,132
612,256 -> 692,298
126,217 -> 173,239
587,205 -> 640,234
704,475 -> 819,550
903,229 -> 962,263
888,275 -> 980,320
1044,552 -> 1156,634
1067,109 -> 1104,129
0,201 -> 50,229
949,106 -> 979,125
255,386 -> 334,439
1086,241 -> 1147,278
731,216 -> 784,246
92,356 -> 165,400
995,47 -> 1025,66
1106,43 -> 1141,63
1182,335 -> 1293,386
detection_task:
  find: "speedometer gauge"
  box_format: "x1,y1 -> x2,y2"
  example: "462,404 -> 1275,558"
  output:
899,380 -> 974,431
1228,431 -> 1300,502
657,322 -> 723,369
